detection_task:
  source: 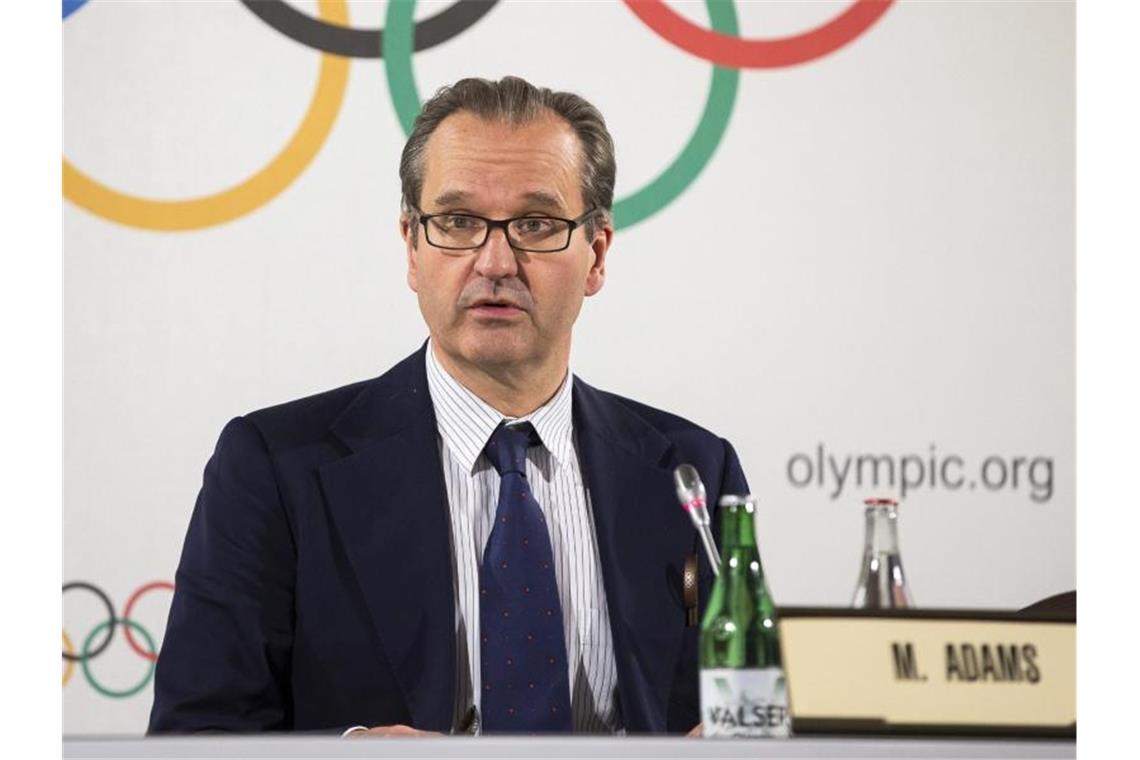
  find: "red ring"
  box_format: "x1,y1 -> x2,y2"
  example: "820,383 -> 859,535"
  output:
623,0 -> 894,69
121,581 -> 174,662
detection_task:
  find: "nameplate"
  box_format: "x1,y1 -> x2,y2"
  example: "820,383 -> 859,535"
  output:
777,607 -> 1075,737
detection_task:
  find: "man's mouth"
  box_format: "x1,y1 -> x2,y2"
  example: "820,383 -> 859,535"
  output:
468,299 -> 526,317
470,298 -> 523,310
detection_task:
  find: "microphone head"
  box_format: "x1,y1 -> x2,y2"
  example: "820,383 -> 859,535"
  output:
673,464 -> 707,511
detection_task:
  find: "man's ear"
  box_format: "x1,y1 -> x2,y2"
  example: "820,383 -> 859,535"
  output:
401,214 -> 418,293
584,220 -> 613,297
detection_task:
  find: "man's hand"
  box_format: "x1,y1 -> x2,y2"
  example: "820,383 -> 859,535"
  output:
345,724 -> 444,737
687,724 -> 703,737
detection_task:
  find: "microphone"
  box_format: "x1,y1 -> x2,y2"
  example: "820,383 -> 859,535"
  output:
674,464 -> 721,577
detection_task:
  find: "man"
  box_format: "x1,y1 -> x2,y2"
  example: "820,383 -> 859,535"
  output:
149,76 -> 748,736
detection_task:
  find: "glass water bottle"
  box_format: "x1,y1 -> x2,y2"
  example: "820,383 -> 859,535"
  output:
699,495 -> 790,738
851,497 -> 913,608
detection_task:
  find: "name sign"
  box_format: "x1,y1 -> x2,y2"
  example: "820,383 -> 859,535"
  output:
777,608 -> 1075,737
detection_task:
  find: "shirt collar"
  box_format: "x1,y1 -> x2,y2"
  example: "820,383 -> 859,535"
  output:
424,340 -> 575,474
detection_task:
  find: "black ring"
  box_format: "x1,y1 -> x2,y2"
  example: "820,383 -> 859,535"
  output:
63,581 -> 116,662
239,0 -> 499,59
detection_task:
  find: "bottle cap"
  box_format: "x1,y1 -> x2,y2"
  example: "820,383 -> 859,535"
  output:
718,494 -> 757,508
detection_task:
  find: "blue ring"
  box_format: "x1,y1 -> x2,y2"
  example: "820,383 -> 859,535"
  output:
63,1 -> 89,20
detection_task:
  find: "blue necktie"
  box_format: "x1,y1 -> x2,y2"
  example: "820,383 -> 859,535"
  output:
479,422 -> 573,732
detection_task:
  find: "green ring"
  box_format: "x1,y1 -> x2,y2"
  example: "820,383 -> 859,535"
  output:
383,1 -> 740,231
80,618 -> 157,699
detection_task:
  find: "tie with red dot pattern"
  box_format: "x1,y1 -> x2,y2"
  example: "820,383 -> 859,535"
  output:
479,422 -> 573,732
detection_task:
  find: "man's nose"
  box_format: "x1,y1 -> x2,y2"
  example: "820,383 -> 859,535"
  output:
472,226 -> 519,279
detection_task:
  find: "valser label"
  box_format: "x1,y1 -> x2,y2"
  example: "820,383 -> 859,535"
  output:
700,667 -> 790,738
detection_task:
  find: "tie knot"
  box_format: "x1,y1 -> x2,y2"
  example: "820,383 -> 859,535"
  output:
484,422 -> 537,476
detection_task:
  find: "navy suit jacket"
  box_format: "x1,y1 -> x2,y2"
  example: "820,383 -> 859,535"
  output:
149,346 -> 748,734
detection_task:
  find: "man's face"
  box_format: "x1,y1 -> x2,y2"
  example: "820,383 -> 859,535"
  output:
402,111 -> 611,377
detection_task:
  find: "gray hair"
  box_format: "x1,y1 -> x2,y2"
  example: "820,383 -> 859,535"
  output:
399,76 -> 616,241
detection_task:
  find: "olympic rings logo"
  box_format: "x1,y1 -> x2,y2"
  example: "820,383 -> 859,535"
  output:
63,0 -> 892,232
63,580 -> 174,699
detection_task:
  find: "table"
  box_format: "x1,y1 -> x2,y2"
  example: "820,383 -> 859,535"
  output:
64,735 -> 1076,759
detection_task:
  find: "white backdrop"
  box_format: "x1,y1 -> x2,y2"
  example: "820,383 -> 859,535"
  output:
62,0 -> 1074,735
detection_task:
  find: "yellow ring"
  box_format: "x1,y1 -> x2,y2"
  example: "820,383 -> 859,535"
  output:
63,0 -> 350,231
62,630 -> 76,686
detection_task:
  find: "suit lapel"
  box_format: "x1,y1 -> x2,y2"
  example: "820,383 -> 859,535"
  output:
573,381 -> 693,733
317,348 -> 456,732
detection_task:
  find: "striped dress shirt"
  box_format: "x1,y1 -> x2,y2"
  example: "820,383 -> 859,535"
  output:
424,342 -> 621,734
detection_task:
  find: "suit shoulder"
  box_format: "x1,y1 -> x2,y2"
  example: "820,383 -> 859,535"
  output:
238,346 -> 425,452
579,383 -> 750,496
591,388 -> 726,446
241,377 -> 375,451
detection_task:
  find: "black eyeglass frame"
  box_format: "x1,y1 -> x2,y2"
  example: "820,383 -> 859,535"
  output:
412,206 -> 600,253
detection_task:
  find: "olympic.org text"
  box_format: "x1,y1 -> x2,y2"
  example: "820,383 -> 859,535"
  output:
786,444 -> 1054,503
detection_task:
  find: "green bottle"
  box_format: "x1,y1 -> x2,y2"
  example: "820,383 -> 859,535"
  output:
699,495 -> 790,738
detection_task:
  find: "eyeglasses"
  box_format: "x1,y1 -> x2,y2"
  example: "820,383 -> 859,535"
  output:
414,207 -> 599,253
